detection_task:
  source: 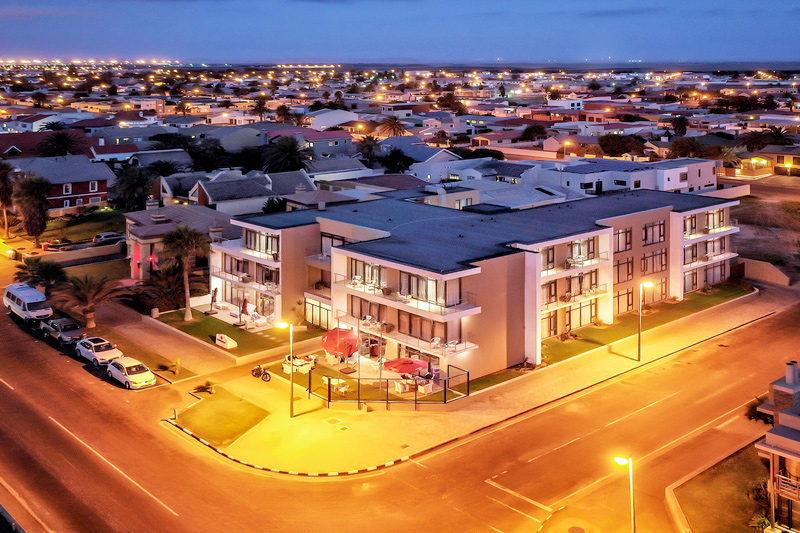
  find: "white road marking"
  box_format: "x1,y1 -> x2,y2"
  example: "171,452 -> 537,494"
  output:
485,479 -> 553,513
48,416 -> 179,516
715,416 -> 738,430
0,471 -> 57,533
0,378 -> 14,390
487,497 -> 541,523
409,459 -> 428,468
526,392 -> 679,463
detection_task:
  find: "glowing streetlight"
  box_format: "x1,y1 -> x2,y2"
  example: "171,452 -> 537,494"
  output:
638,281 -> 654,361
562,140 -> 571,158
614,457 -> 636,532
278,321 -> 295,417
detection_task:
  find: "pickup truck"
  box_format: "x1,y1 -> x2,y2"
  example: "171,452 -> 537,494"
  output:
40,317 -> 86,346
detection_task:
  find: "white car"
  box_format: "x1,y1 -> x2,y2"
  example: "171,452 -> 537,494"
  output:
107,357 -> 157,390
92,232 -> 125,246
75,337 -> 123,367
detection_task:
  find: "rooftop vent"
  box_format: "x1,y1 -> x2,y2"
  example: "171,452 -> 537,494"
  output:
151,214 -> 167,223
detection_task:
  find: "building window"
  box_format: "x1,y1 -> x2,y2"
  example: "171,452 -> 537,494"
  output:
352,259 -> 387,288
614,180 -> 627,186
614,227 -> 632,252
542,281 -> 557,304
541,311 -> 557,339
633,180 -> 641,188
683,215 -> 697,236
568,237 -> 596,260
642,221 -> 666,245
455,200 -> 461,210
705,209 -> 725,230
244,229 -> 279,257
305,298 -> 331,330
63,200 -> 70,208
641,249 -> 667,274
321,233 -> 349,256
614,288 -> 634,315
89,181 -> 98,192
684,244 -> 698,265
642,277 -> 669,305
63,183 -> 72,195
223,254 -> 250,276
89,197 -> 102,203
540,246 -> 555,271
565,300 -> 597,330
680,172 -> 688,182
399,272 -> 461,307
684,269 -> 699,293
614,258 -> 634,283
351,295 -> 387,323
397,310 -> 448,342
76,199 -> 84,206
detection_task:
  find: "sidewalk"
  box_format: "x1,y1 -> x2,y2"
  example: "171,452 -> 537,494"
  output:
124,282 -> 799,475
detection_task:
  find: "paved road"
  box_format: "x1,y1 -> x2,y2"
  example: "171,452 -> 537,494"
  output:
722,174 -> 800,201
0,288 -> 793,532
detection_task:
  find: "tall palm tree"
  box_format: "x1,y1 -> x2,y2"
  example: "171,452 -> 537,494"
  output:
671,115 -> 689,137
711,145 -> 742,168
289,112 -> 307,126
766,126 -> 792,146
275,105 -> 291,123
38,121 -> 67,132
262,136 -> 312,173
113,167 -> 153,210
250,96 -> 269,121
145,160 -> 181,178
175,101 -> 191,116
737,131 -> 770,152
333,91 -> 344,105
160,226 -> 210,322
12,173 -> 50,247
377,116 -> 407,137
668,137 -> 706,158
357,135 -> 381,167
36,131 -> 88,157
14,257 -> 67,296
51,276 -> 131,329
0,162 -> 16,239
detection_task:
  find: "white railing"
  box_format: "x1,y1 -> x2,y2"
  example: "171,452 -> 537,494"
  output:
211,267 -> 281,294
542,283 -> 609,311
333,273 -> 479,316
541,251 -> 610,277
683,220 -> 739,240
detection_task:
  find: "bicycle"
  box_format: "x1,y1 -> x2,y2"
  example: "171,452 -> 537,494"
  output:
251,365 -> 271,382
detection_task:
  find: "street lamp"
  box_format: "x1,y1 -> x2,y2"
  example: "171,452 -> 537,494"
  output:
638,281 -> 654,362
785,162 -> 793,176
614,457 -> 636,533
562,140 -> 571,159
278,321 -> 295,417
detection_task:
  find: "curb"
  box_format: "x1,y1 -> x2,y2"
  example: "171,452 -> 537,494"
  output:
162,308 -> 777,477
664,435 -> 767,533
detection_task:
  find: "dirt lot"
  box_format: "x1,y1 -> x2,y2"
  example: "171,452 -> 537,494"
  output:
731,196 -> 800,278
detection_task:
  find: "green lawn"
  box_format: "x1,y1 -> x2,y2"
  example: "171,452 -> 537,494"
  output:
65,259 -> 131,281
542,283 -> 754,364
91,324 -> 197,380
41,209 -> 126,243
157,309 -> 322,356
176,387 -> 269,448
675,444 -> 769,533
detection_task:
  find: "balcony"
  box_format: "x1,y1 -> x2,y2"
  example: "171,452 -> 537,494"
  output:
683,220 -> 738,241
211,267 -> 281,295
337,313 -> 478,358
306,250 -> 331,269
211,239 -> 280,263
333,273 -> 480,318
542,284 -> 609,311
777,472 -> 800,501
541,251 -> 610,277
682,248 -> 738,270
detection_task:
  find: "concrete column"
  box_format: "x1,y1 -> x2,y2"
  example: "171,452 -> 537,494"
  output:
523,251 -> 542,366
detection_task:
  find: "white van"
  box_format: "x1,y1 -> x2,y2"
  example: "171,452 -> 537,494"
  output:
4,283 -> 53,322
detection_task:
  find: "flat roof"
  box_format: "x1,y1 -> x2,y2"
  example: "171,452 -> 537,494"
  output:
239,190 -> 734,274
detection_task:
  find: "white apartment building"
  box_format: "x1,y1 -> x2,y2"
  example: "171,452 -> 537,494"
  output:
208,191 -> 739,379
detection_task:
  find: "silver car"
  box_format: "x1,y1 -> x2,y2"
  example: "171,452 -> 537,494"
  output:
40,318 -> 86,346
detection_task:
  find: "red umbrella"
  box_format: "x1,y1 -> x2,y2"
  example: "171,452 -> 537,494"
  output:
384,358 -> 428,374
211,288 -> 218,306
240,297 -> 249,316
321,328 -> 359,358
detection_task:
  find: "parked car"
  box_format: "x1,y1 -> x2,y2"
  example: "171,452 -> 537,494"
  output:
40,317 -> 86,346
106,357 -> 157,389
92,232 -> 125,246
3,283 -> 53,323
75,337 -> 123,366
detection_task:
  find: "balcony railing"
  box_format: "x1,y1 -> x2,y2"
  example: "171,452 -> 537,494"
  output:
333,273 -> 479,316
777,472 -> 800,501
682,248 -> 737,269
211,267 -> 281,294
542,283 -> 609,311
541,251 -> 610,277
337,313 -> 478,357
683,220 -> 738,240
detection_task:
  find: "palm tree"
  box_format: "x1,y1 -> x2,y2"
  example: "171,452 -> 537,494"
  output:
14,257 -> 67,296
0,162 -> 16,239
275,105 -> 291,123
250,96 -> 269,121
668,137 -> 706,158
136,263 -> 206,312
377,116 -> 408,137
31,92 -> 49,107
433,130 -> 450,146
113,167 -> 153,210
671,115 -> 689,137
710,145 -> 742,168
12,174 -> 50,247
145,160 -> 181,178
36,131 -> 88,157
766,126 -> 792,145
262,136 -> 312,173
333,91 -> 344,105
289,112 -> 307,126
160,226 -> 210,322
357,135 -> 381,167
51,276 -> 131,328
175,101 -> 191,116
38,121 -> 67,132
737,131 -> 770,152
519,124 -> 547,142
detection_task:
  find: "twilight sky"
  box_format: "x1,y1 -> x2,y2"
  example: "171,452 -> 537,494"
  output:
1,0 -> 798,64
